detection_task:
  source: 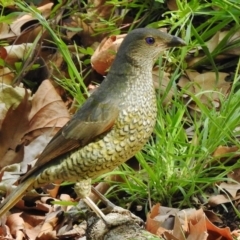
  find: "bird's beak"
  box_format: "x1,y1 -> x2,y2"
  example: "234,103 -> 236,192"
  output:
168,36 -> 186,47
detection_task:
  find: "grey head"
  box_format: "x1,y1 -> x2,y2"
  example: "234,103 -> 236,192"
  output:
113,28 -> 186,68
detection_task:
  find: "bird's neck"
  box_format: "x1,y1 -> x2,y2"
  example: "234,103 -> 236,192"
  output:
108,60 -> 155,103
109,58 -> 154,86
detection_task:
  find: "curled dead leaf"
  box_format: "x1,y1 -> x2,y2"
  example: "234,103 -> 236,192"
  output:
178,71 -> 231,109
91,34 -> 126,75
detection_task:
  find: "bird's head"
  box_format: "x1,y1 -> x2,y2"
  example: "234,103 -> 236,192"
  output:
115,28 -> 186,68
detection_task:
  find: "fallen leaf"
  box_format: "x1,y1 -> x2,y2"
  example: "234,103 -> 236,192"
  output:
146,203 -> 163,234
37,210 -> 64,239
91,34 -> 126,75
0,84 -> 30,124
206,216 -> 232,240
219,182 -> 240,198
27,79 -> 70,135
188,214 -> 208,240
208,194 -> 233,206
6,212 -> 25,238
171,214 -> 187,240
228,168 -> 240,183
0,90 -> 31,169
213,146 -> 239,157
178,71 -> 231,109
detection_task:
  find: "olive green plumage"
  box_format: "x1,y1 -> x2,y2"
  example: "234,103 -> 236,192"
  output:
0,28 -> 185,216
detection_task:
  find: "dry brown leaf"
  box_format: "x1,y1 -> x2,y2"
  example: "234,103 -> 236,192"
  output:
178,71 -> 231,109
213,146 -> 239,157
3,43 -> 34,66
8,4 -> 52,38
228,168 -> 240,183
219,182 -> 240,198
232,230 -> 240,238
156,226 -> 171,236
204,210 -> 223,224
193,72 -> 231,99
206,216 -> 232,240
27,79 -> 70,135
186,208 -> 205,225
21,131 -> 52,173
211,145 -> 240,167
167,0 -> 178,10
164,231 -> 180,240
19,212 -> 44,240
187,30 -> 240,67
185,69 -> 199,81
0,163 -> 22,187
217,30 -> 240,57
0,224 -> 12,239
6,212 -> 25,238
146,203 -> 163,234
208,194 -> 233,206
0,47 -> 7,59
37,210 -> 63,240
0,84 -> 30,125
0,67 -> 14,85
0,81 -> 70,187
91,34 -> 126,75
146,204 -> 193,236
0,90 -> 31,169
87,0 -> 114,20
187,214 -> 208,240
0,3 -> 53,42
147,206 -> 234,240
0,22 -> 15,40
207,182 -> 240,206
46,180 -> 62,199
171,214 -> 187,240
11,197 -> 52,218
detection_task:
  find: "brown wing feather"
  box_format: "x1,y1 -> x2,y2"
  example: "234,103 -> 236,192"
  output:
21,95 -> 119,181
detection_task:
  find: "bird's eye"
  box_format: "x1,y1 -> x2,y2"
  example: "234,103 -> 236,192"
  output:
145,37 -> 155,45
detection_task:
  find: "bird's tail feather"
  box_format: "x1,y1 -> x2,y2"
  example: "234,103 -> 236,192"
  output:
0,177 -> 35,217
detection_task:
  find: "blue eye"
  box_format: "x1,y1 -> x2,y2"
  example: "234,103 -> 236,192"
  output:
145,37 -> 155,45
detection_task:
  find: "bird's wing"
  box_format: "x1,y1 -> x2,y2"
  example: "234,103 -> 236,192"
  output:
22,96 -> 119,180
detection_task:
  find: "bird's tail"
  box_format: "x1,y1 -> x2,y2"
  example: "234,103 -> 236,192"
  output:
0,177 -> 35,217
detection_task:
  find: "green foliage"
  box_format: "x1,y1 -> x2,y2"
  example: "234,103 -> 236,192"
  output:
0,0 -> 14,7
51,200 -> 78,206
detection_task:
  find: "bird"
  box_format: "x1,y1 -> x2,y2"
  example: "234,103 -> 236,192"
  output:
0,28 -> 185,221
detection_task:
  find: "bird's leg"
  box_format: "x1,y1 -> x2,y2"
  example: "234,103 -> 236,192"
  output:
91,185 -> 144,225
91,186 -> 115,210
75,180 -> 143,227
74,180 -> 112,226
